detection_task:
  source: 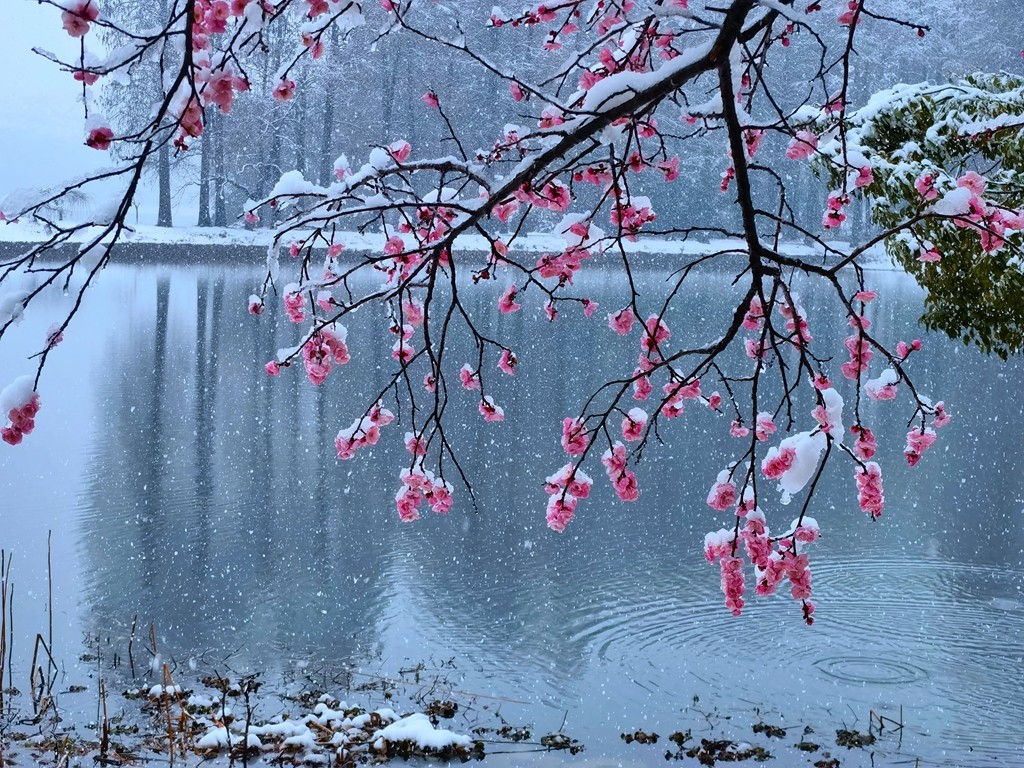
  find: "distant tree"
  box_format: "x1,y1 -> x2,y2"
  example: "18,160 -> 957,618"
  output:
2,0 -> 1012,620
95,0 -> 178,226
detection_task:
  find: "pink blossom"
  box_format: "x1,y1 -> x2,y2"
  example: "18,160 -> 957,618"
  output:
904,426 -> 937,466
745,337 -> 768,360
785,131 -> 818,160
498,348 -> 517,376
544,464 -> 593,500
657,156 -> 680,181
45,323 -> 64,350
641,314 -> 670,354
493,199 -> 519,223
264,361 -> 280,376
243,210 -> 260,225
854,165 -> 874,188
633,374 -> 652,401
720,166 -> 734,191
388,140 -> 412,163
421,91 -> 439,109
383,235 -> 405,256
919,244 -> 941,262
742,296 -> 764,330
86,125 -> 114,151
855,461 -> 884,518
2,392 -> 41,445
621,407 -> 647,442
429,480 -> 454,516
755,412 -> 776,442
272,78 -> 296,101
802,600 -> 815,625
785,552 -> 812,600
601,442 -> 628,476
841,330 -> 873,379
761,445 -> 796,479
706,479 -> 737,511
865,379 -> 897,401
853,290 -> 877,303
915,173 -> 938,201
62,0 -> 99,37
612,470 -> 640,502
707,392 -> 722,411
898,341 -> 921,362
720,556 -> 746,616
539,107 -> 564,129
283,289 -> 306,324
933,401 -> 951,428
838,1 -> 861,26
730,421 -> 750,438
396,486 -> 422,522
498,284 -> 522,313
850,424 -> 876,460
405,432 -> 427,456
741,513 -> 770,567
744,129 -> 764,159
479,396 -> 505,422
704,528 -> 737,564
391,337 -> 414,363
73,68 -> 100,85
561,417 -> 589,455
546,494 -> 577,532
956,170 -> 986,196
610,198 -> 656,240
582,299 -> 598,318
459,364 -> 480,390
509,81 -> 526,102
755,554 -> 786,596
822,194 -> 847,229
608,307 -> 635,335
811,404 -> 835,434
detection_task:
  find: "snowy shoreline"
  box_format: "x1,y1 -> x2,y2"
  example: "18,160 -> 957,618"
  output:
0,222 -> 896,268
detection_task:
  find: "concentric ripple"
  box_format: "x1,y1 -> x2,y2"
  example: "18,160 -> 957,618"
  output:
812,655 -> 929,685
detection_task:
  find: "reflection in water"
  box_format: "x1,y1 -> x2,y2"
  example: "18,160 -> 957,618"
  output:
1,262 -> 1022,767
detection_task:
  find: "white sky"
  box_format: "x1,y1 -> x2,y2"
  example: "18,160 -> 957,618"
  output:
0,1 -> 106,200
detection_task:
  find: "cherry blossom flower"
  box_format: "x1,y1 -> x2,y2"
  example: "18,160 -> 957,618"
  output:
479,396 -> 505,422
621,407 -> 647,442
706,475 -> 737,511
904,426 -> 937,466
62,0 -> 99,37
272,78 -> 296,101
459,364 -> 480,390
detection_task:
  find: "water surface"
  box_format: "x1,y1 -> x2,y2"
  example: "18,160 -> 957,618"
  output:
1,259 -> 1021,766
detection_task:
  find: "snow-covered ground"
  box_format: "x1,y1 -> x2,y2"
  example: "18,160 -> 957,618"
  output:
0,220 -> 891,265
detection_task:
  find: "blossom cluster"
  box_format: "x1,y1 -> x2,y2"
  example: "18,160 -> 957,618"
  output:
2,393 -> 40,446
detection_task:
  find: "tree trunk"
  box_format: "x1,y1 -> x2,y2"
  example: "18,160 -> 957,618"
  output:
320,81 -> 335,185
294,93 -> 306,177
213,110 -> 227,227
198,128 -> 212,227
157,142 -> 172,227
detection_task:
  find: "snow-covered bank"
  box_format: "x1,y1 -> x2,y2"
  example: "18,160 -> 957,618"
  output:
0,221 -> 895,267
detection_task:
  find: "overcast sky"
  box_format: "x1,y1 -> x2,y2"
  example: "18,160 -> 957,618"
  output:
0,1 -> 102,199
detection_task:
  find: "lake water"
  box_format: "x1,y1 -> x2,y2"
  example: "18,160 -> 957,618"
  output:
1,258 -> 1022,766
